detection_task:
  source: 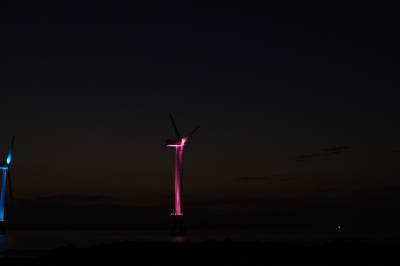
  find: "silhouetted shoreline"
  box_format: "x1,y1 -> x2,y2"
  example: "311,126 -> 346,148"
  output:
1,239 -> 400,265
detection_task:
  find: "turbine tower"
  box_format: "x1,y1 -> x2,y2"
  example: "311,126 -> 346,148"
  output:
0,136 -> 14,234
166,114 -> 199,236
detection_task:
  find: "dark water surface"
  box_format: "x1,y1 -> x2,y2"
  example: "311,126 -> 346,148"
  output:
1,230 -> 400,258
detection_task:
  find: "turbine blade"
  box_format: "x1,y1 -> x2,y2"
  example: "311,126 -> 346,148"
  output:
7,169 -> 12,202
7,136 -> 15,165
183,126 -> 200,141
170,114 -> 182,141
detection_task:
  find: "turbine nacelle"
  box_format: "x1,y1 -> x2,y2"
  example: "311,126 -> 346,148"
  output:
0,164 -> 10,170
166,139 -> 183,146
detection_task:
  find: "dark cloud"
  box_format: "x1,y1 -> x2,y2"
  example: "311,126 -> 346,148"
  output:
289,146 -> 350,161
388,150 -> 400,154
316,188 -> 335,193
238,175 -> 291,181
322,146 -> 350,152
271,175 -> 292,181
324,151 -> 341,155
238,177 -> 267,180
272,175 -> 291,181
289,154 -> 318,159
295,159 -> 306,162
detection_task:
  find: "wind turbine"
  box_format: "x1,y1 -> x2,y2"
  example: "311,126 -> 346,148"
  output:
166,114 -> 199,236
0,136 -> 14,234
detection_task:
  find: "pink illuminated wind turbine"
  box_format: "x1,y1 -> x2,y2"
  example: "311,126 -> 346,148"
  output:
166,114 -> 199,236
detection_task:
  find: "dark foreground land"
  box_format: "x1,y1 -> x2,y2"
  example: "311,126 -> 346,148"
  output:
1,240 -> 400,265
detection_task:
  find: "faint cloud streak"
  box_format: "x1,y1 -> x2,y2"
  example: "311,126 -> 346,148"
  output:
322,146 -> 350,151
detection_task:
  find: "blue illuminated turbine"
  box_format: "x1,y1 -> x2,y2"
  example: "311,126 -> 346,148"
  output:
0,136 -> 14,223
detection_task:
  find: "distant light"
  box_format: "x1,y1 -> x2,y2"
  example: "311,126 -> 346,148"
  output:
338,226 -> 341,229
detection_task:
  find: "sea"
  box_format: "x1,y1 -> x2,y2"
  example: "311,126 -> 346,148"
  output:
1,229 -> 400,258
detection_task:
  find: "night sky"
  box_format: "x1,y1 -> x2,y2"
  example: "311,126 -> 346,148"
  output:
1,1 -> 400,231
